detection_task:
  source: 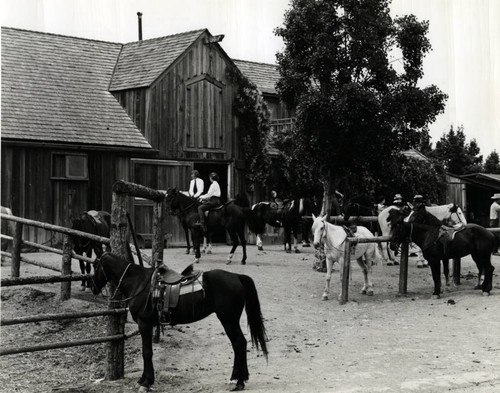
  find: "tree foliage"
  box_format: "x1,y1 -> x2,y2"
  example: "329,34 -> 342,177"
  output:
274,0 -> 447,213
227,66 -> 272,184
430,125 -> 483,175
484,150 -> 500,174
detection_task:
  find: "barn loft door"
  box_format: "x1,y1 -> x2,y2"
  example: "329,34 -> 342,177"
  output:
131,159 -> 192,247
185,77 -> 224,151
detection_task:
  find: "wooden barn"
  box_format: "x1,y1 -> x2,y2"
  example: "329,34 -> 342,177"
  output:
446,173 -> 500,227
1,27 -> 270,246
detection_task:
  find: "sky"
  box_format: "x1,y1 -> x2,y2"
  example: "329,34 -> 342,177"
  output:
1,0 -> 499,157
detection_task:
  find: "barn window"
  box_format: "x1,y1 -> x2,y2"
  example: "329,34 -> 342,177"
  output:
51,153 -> 88,180
185,76 -> 224,151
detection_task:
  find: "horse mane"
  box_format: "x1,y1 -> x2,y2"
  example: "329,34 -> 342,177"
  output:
413,207 -> 443,227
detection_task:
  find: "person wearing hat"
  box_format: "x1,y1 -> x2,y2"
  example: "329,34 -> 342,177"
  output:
490,193 -> 500,255
412,194 -> 426,212
490,193 -> 500,227
392,194 -> 405,208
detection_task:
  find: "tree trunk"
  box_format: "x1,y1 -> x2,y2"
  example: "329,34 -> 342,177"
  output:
320,177 -> 335,220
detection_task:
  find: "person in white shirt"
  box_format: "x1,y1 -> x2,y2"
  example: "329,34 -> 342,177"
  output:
198,172 -> 221,233
188,170 -> 204,198
490,193 -> 500,255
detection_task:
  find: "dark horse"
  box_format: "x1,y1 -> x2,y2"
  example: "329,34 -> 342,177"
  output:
248,197 -> 319,253
91,252 -> 268,391
71,210 -> 111,291
387,208 -> 497,298
165,188 -> 250,264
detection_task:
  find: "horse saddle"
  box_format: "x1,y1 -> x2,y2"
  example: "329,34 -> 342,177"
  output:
153,263 -> 203,325
86,210 -> 104,226
436,225 -> 466,255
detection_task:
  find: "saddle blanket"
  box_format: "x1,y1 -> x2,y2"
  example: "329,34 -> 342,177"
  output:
162,273 -> 204,311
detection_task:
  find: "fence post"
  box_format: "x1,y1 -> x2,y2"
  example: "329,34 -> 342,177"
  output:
453,258 -> 461,285
11,221 -> 23,278
60,235 -> 73,300
106,189 -> 129,381
151,200 -> 165,265
340,238 -> 351,304
398,240 -> 409,295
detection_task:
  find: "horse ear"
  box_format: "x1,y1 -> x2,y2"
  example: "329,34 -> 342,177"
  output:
312,213 -> 316,220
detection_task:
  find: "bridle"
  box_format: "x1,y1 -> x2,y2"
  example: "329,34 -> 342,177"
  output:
167,195 -> 197,217
94,257 -> 153,303
316,219 -> 346,253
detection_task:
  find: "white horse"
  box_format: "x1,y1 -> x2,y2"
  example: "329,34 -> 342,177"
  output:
312,214 -> 381,301
378,203 -> 467,267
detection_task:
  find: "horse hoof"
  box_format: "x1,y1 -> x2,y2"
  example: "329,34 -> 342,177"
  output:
321,295 -> 329,301
207,250 -> 212,254
387,262 -> 393,266
432,294 -> 441,299
231,383 -> 245,391
394,261 -> 399,266
194,258 -> 200,264
303,243 -> 311,248
138,386 -> 151,393
294,249 -> 300,254
482,291 -> 490,297
367,290 -> 374,296
286,249 -> 291,254
226,260 -> 232,265
360,289 -> 367,295
257,246 -> 263,251
241,260 -> 246,265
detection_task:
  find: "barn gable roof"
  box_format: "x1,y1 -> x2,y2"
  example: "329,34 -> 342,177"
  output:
232,59 -> 280,95
1,27 -> 152,150
109,29 -> 206,91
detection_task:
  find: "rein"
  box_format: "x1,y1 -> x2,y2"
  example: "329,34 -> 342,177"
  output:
97,260 -> 154,303
170,197 -> 197,217
320,221 -> 346,253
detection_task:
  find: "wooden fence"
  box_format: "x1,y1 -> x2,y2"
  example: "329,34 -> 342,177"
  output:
0,179 -> 166,381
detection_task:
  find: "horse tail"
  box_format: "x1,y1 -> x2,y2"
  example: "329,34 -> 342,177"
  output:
238,274 -> 268,361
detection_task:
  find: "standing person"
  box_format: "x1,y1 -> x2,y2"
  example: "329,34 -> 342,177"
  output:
198,172 -> 221,233
490,193 -> 500,255
188,170 -> 204,198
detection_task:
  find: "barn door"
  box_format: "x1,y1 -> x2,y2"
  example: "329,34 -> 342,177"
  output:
131,159 -> 192,247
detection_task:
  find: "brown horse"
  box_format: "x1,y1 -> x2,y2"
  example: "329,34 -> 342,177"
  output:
165,188 -> 250,264
388,208 -> 497,298
71,210 -> 111,291
91,252 -> 268,391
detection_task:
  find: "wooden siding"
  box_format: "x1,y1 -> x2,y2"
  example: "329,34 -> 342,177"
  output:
130,159 -> 192,247
1,145 -> 131,245
112,34 -> 237,163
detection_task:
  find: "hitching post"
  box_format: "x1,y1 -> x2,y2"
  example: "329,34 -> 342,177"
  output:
152,200 -> 165,344
106,184 -> 130,380
398,240 -> 409,295
60,235 -> 73,300
340,238 -> 352,304
11,221 -> 23,278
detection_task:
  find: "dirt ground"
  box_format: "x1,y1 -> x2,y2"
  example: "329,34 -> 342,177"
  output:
1,241 -> 500,393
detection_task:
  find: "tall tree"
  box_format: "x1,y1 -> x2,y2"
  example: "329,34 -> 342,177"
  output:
484,150 -> 500,174
274,0 -> 447,215
431,125 -> 483,175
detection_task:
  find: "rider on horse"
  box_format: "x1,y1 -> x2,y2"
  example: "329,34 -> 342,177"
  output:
198,172 -> 221,234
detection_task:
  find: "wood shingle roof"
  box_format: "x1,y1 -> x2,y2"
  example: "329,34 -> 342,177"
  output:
232,59 -> 280,95
1,27 -> 152,149
109,30 -> 206,91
